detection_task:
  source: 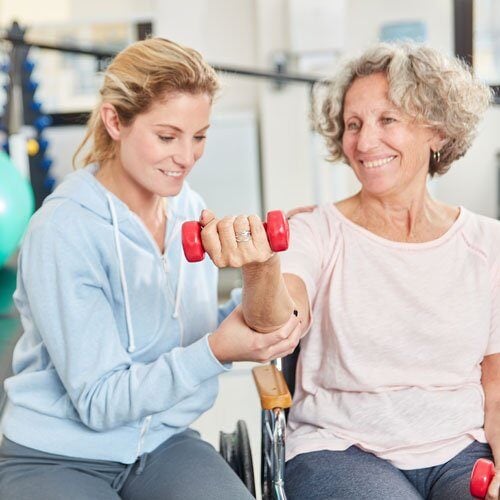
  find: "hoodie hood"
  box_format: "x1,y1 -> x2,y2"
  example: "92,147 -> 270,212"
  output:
48,164 -> 122,222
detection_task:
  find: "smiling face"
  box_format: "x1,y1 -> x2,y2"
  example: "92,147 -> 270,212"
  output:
112,92 -> 212,198
342,72 -> 441,199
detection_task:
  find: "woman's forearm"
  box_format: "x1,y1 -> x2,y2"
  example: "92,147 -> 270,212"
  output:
241,254 -> 296,333
484,400 -> 500,464
481,354 -> 500,464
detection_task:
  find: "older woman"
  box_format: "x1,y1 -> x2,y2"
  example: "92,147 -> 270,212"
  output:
200,43 -> 499,499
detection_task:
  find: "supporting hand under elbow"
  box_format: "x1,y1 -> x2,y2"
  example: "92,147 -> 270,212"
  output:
208,306 -> 301,364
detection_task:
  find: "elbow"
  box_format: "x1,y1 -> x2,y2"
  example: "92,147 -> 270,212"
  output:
74,391 -> 125,431
77,405 -> 114,431
242,311 -> 290,334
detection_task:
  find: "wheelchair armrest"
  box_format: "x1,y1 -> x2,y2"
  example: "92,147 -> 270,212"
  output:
252,364 -> 292,410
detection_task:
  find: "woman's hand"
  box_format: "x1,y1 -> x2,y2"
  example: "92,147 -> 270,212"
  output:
208,306 -> 301,364
486,468 -> 500,500
199,210 -> 274,268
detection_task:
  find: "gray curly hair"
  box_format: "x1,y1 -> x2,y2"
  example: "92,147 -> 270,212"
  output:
314,42 -> 493,176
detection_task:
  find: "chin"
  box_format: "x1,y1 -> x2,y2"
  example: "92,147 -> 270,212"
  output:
362,180 -> 397,196
157,184 -> 184,197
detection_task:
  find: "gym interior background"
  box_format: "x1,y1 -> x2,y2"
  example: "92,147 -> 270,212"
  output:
0,0 -> 499,497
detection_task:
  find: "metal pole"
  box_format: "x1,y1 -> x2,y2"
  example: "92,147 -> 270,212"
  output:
1,33 -> 320,85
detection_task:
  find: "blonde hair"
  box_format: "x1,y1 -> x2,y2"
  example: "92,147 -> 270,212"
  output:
314,43 -> 493,176
73,37 -> 220,168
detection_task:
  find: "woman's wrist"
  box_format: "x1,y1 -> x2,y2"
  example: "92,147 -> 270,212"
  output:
242,252 -> 280,277
207,330 -> 227,364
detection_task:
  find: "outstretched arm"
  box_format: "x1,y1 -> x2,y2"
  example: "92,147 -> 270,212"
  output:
481,353 -> 500,499
200,209 -> 311,334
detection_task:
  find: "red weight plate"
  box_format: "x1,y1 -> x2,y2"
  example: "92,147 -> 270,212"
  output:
182,221 -> 205,262
266,210 -> 289,252
470,458 -> 495,499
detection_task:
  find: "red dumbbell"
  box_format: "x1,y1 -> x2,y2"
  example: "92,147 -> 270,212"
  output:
181,210 -> 289,263
470,458 -> 495,499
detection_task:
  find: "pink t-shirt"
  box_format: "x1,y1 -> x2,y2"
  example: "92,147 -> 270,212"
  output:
280,204 -> 500,469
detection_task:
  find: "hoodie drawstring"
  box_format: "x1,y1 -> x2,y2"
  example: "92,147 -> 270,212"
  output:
106,193 -> 136,353
165,212 -> 184,347
173,257 -> 183,319
164,213 -> 184,320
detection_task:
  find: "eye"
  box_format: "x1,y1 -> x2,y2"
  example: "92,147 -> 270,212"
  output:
381,116 -> 396,125
158,136 -> 174,143
194,135 -> 207,142
345,121 -> 360,131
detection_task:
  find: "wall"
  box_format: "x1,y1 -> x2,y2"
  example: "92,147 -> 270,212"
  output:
0,0 -> 71,25
154,0 -> 258,112
70,0 -> 154,22
6,0 -> 497,218
255,0 -> 316,212
435,106 -> 500,217
0,0 -> 154,29
346,0 -> 453,54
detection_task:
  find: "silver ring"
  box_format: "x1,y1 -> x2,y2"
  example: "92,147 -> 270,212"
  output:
235,230 -> 251,243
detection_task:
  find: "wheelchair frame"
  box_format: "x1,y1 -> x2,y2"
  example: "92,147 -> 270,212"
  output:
260,394 -> 287,499
220,348 -> 299,499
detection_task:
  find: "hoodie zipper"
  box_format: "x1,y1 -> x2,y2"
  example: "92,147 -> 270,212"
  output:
161,254 -> 168,273
129,211 -> 180,274
105,194 -> 183,457
130,211 -> 184,344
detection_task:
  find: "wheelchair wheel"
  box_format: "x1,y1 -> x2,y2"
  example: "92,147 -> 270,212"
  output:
219,420 -> 256,497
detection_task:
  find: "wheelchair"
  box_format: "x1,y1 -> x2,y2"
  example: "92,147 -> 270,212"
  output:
219,347 -> 299,500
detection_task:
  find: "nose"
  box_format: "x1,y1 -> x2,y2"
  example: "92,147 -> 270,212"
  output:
173,140 -> 196,169
356,122 -> 379,153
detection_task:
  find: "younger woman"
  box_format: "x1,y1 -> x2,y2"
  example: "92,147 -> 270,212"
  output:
0,38 -> 301,500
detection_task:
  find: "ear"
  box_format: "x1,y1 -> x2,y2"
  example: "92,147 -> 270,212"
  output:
430,130 -> 448,153
100,103 -> 122,141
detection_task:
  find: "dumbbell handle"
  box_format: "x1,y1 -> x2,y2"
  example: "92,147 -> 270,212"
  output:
181,210 -> 289,263
470,458 -> 495,499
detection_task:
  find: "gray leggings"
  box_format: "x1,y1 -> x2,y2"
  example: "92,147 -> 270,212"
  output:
0,430 -> 254,500
285,440 -> 493,499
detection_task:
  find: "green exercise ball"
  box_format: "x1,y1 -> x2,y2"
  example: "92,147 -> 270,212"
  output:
0,150 -> 35,268
0,266 -> 17,316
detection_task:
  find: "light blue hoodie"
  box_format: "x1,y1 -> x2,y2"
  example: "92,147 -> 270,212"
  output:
1,165 -> 240,463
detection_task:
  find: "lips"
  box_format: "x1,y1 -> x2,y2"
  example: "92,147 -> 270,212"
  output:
361,156 -> 396,168
158,169 -> 182,177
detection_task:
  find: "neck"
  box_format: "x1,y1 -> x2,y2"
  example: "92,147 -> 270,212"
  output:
97,158 -> 164,223
356,187 -> 434,238
339,182 -> 458,243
